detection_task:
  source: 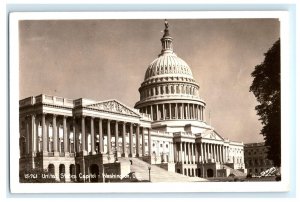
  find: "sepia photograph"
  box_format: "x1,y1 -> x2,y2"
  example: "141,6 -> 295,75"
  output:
9,11 -> 290,193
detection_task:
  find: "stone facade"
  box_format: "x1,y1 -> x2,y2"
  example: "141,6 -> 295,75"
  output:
19,21 -> 246,182
244,142 -> 275,176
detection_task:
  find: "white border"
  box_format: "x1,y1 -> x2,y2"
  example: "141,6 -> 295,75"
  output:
9,11 -> 290,193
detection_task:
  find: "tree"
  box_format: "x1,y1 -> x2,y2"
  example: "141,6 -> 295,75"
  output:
250,39 -> 281,167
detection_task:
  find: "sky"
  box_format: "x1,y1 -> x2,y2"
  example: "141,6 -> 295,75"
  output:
19,18 -> 280,143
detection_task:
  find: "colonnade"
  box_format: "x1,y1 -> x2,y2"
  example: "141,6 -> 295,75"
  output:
140,83 -> 199,99
151,140 -> 175,163
140,103 -> 205,121
20,113 -> 151,158
174,141 -> 230,164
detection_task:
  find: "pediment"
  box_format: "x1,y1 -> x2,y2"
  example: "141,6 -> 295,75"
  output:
85,100 -> 141,117
202,129 -> 224,141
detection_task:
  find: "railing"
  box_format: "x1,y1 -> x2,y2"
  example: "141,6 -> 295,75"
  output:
20,94 -> 74,108
19,97 -> 34,107
173,131 -> 194,137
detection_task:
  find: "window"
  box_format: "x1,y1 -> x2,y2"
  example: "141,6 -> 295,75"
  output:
160,144 -> 163,147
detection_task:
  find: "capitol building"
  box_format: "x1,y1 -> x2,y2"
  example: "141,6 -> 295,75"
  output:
19,21 -> 246,182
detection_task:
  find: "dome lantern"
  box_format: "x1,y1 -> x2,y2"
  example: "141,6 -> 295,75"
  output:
159,19 -> 174,56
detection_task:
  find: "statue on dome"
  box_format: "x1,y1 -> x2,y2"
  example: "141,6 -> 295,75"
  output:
163,19 -> 170,37
164,19 -> 169,29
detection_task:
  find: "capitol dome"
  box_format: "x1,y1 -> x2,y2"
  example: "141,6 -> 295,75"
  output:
135,20 -> 206,127
144,52 -> 194,81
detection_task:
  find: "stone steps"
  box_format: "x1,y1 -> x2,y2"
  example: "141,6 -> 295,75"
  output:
223,164 -> 247,177
119,157 -> 207,182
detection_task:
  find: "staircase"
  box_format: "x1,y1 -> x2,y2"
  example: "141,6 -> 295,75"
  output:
119,157 -> 207,182
223,165 -> 247,177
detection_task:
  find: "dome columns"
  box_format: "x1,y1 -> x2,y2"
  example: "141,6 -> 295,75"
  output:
139,83 -> 200,101
140,102 -> 205,122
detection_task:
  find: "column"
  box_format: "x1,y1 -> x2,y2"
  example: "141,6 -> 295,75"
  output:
168,142 -> 172,162
72,119 -> 75,153
221,145 -> 225,163
199,106 -> 201,120
99,119 -> 103,153
191,143 -> 195,164
226,146 -> 229,163
213,144 -> 216,162
90,117 -> 95,154
180,103 -> 183,119
73,118 -> 78,153
215,144 -> 220,162
213,144 -> 217,162
192,104 -> 194,119
122,122 -> 126,157
179,142 -> 183,163
141,127 -> 145,156
199,106 -> 202,120
63,116 -> 68,153
221,145 -> 224,163
169,103 -> 171,119
156,105 -> 159,120
115,121 -> 119,155
200,143 -> 204,163
183,142 -> 189,164
175,103 -> 178,119
187,142 -> 192,164
81,116 -> 86,153
107,120 -> 111,154
206,143 -> 209,163
35,115 -> 39,153
203,143 -> 207,162
30,114 -> 36,154
209,143 -> 212,161
25,116 -> 30,154
136,125 -> 140,157
150,105 -> 153,120
162,104 -> 165,120
216,144 -> 219,162
129,123 -> 133,157
42,113 -> 48,153
218,145 -> 221,163
173,142 -> 177,163
147,128 -> 151,156
195,143 -> 198,164
52,114 -> 58,154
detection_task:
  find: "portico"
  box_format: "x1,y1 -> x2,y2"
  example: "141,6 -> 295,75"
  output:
19,94 -> 152,182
